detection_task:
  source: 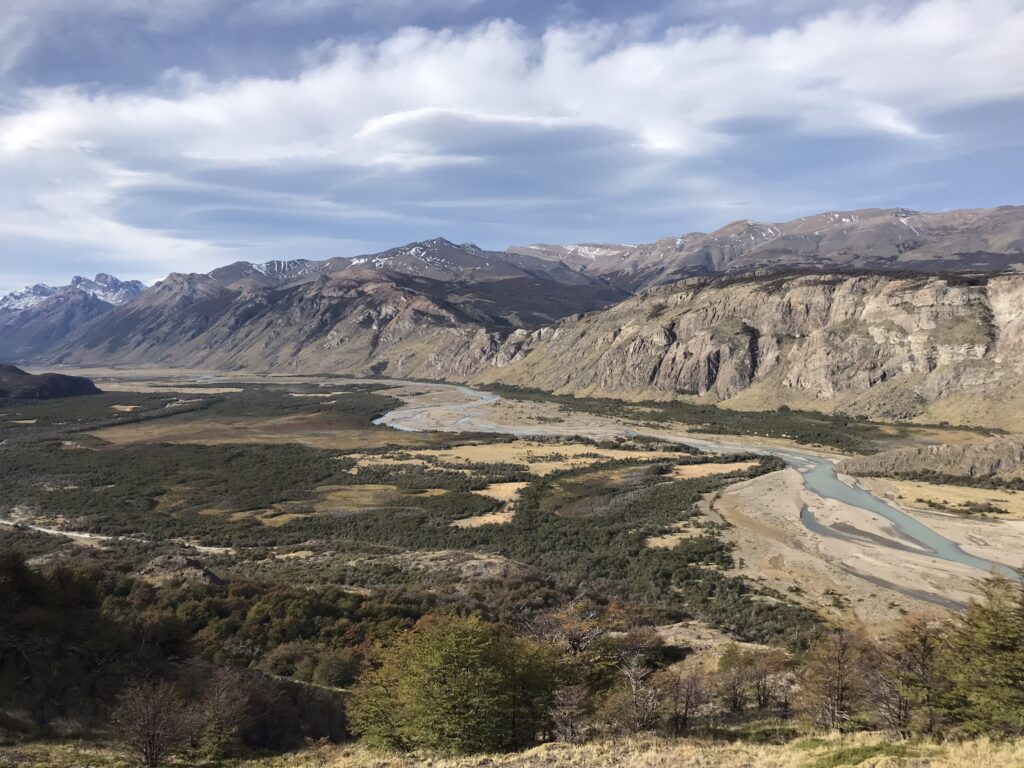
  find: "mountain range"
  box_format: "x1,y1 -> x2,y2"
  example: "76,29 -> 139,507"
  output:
0,274 -> 146,362
511,205 -> 1024,290
4,205 -> 1024,427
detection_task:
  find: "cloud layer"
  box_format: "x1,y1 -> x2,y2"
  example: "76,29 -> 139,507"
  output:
0,0 -> 1022,290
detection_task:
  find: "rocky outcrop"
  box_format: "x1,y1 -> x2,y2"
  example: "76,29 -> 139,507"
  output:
472,274 -> 1024,422
139,555 -> 224,585
840,436 -> 1024,481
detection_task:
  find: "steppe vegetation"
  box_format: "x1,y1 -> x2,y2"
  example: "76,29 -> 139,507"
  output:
3,382 -> 1024,766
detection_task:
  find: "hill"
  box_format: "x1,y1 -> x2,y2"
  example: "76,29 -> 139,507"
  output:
0,364 -> 100,400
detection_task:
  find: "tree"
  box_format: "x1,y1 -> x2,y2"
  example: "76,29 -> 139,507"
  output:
654,662 -> 709,734
348,615 -> 557,755
873,618 -> 946,737
796,628 -> 873,731
714,643 -> 751,714
940,576 -> 1024,736
600,652 -> 661,734
549,684 -> 592,744
195,669 -> 249,759
748,648 -> 791,710
111,682 -> 194,768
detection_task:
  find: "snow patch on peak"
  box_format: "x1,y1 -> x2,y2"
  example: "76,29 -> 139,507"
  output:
2,274 -> 145,312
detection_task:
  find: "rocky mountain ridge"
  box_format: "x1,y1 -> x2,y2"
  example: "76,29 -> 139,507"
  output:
511,206 -> 1024,290
0,274 -> 147,361
0,273 -> 145,312
9,206 -> 1024,428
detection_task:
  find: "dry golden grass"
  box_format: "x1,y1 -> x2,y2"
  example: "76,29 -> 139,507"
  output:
864,477 -> 1024,520
451,510 -> 515,528
322,734 -> 1024,768
450,482 -> 528,527
644,521 -> 704,549
474,481 -> 530,502
669,461 -> 759,479
5,733 -> 1024,768
89,414 -> 446,451
414,442 -> 684,476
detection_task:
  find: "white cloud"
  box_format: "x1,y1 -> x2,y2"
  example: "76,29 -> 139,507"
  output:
0,0 -> 1022,288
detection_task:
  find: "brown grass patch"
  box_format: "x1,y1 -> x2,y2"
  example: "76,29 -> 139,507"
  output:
670,461 -> 758,479
89,413 -> 449,451
645,521 -> 705,549
416,442 -> 684,476
451,510 -> 515,528
474,482 -> 529,502
864,477 -> 1024,520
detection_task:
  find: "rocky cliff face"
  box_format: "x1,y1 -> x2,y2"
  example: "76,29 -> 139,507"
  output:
472,273 -> 1024,423
45,271 -> 1024,427
839,436 -> 1024,481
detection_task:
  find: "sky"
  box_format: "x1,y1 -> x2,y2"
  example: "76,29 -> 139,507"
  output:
0,0 -> 1022,293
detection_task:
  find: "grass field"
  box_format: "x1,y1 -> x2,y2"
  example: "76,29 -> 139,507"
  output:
864,477 -> 1024,519
3,733 -> 1023,768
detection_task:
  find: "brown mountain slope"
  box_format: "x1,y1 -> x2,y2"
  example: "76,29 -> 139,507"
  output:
511,206 -> 1024,290
48,270 -> 498,378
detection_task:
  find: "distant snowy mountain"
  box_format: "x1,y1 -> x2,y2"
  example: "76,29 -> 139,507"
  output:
0,273 -> 145,313
0,284 -> 59,312
0,274 -> 146,361
207,259 -> 323,286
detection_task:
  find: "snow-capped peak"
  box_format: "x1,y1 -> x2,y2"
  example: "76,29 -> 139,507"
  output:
250,259 -> 314,278
1,274 -> 145,312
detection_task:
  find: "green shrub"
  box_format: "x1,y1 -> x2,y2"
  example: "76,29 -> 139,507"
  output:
348,615 -> 558,754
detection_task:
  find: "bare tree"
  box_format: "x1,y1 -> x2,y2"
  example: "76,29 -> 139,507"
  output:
714,644 -> 751,715
749,649 -> 791,710
550,684 -> 592,744
519,601 -> 608,657
796,628 -> 873,731
603,652 -> 661,734
654,663 -> 709,734
112,682 -> 194,768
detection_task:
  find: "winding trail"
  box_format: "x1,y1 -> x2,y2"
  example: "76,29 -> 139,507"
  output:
374,382 -> 1018,580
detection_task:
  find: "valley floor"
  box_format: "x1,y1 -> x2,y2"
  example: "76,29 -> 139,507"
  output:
17,366 -> 1022,623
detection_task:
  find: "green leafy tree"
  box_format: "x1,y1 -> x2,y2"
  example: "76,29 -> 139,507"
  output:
941,576 -> 1024,736
873,617 -> 947,737
348,615 -> 557,755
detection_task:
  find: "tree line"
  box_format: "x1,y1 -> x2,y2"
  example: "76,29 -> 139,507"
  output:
6,550 -> 1024,765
